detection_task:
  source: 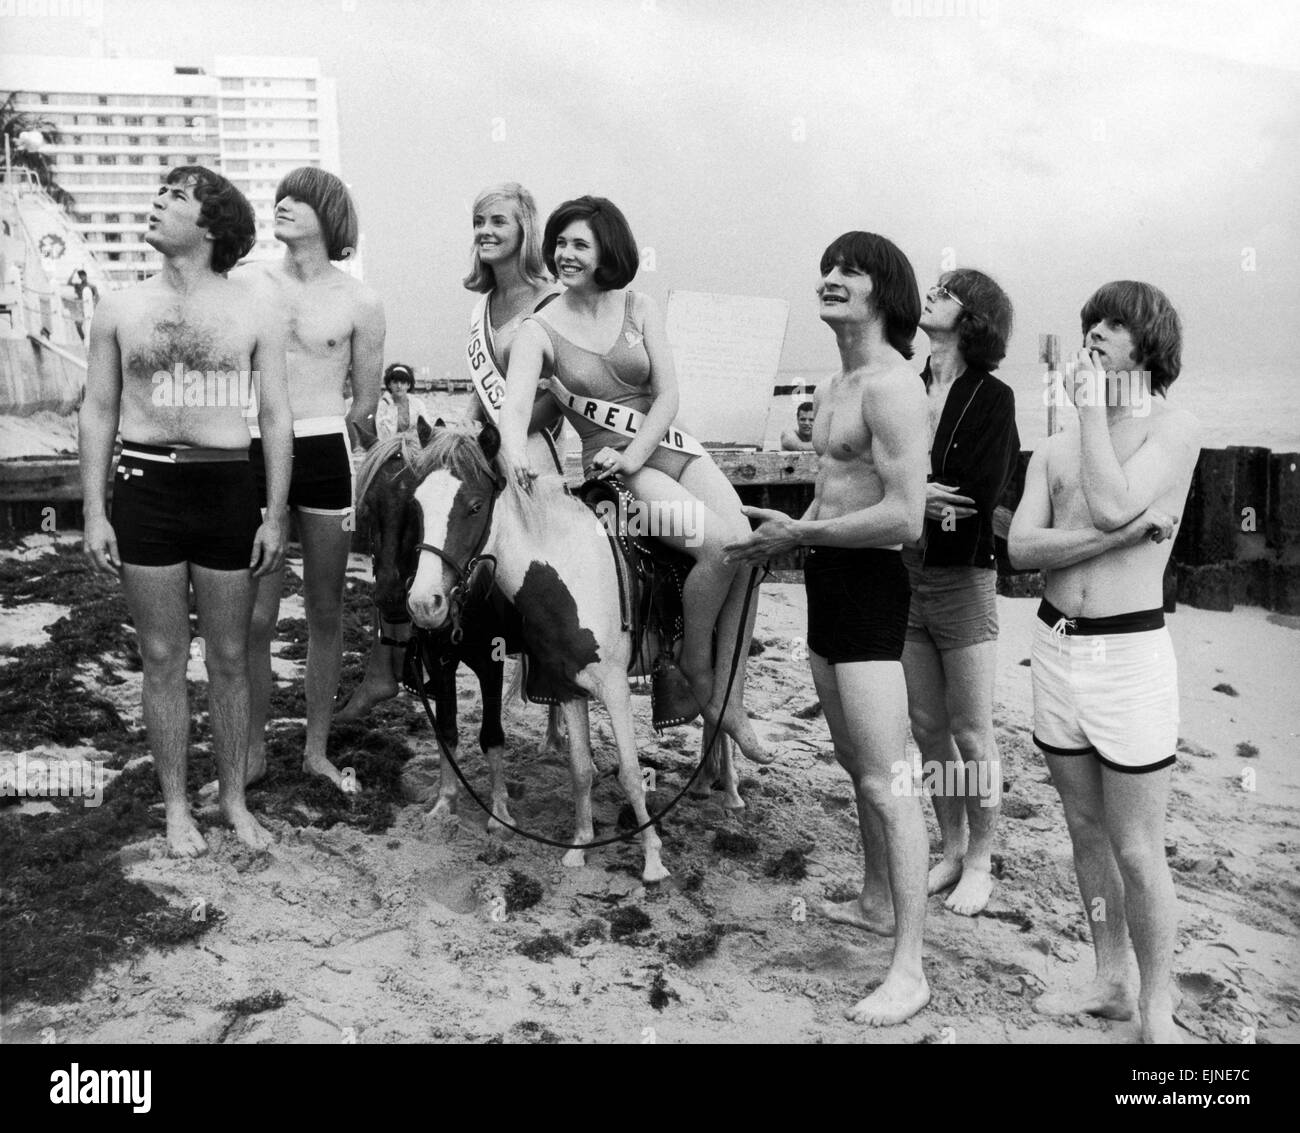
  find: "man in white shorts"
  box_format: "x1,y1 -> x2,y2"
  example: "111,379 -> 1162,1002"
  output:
1009,280 -> 1200,1044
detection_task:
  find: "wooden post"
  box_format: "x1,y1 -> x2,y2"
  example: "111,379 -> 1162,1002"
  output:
1039,333 -> 1060,436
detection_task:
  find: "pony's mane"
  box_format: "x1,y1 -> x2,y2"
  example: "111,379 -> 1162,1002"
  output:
354,434 -> 414,511
359,424 -> 594,543
409,425 -> 499,486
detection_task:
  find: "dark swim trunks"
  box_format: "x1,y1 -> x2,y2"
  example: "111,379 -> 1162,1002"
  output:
249,417 -> 353,514
112,443 -> 260,571
804,546 -> 911,664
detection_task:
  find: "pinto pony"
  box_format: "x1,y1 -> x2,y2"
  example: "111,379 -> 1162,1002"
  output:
352,423 -> 538,832
404,423 -> 693,880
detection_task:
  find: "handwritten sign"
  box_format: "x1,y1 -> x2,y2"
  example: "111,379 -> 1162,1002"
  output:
665,291 -> 790,448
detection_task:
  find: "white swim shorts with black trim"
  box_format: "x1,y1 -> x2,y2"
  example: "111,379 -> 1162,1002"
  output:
1031,599 -> 1178,774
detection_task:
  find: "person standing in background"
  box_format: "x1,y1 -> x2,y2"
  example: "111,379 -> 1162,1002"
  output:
902,269 -> 1020,917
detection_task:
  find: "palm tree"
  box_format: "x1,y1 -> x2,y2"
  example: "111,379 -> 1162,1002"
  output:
0,91 -> 76,209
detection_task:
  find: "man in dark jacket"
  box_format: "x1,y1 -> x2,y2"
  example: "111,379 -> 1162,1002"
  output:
902,269 -> 1020,916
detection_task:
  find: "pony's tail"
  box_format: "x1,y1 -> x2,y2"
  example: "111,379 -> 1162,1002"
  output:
504,654 -> 527,707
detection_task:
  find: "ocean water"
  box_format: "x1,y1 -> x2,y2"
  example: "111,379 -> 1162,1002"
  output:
773,364 -> 1300,454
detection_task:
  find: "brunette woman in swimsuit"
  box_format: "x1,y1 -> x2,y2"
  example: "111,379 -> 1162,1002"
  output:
499,196 -> 771,764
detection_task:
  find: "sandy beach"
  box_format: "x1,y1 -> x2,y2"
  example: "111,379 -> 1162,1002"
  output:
2,531 -> 1296,1045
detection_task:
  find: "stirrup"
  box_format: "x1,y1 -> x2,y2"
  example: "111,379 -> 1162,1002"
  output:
651,652 -> 701,730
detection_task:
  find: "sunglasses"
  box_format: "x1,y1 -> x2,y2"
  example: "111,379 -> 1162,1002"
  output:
928,285 -> 965,308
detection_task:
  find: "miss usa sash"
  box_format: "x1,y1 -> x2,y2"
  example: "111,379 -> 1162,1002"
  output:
543,372 -> 706,457
467,293 -> 507,422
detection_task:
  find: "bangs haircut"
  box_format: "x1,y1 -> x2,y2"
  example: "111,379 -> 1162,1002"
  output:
275,166 -> 359,261
819,231 -> 921,359
543,196 -> 639,291
463,182 -> 551,293
1080,280 -> 1182,395
384,362 -> 415,389
941,267 -> 1014,370
165,165 -> 255,273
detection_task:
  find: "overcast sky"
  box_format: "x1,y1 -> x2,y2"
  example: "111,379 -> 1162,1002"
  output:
4,0 -> 1297,383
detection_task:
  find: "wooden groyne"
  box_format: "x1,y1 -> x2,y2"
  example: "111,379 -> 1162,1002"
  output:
4,446 -> 1298,615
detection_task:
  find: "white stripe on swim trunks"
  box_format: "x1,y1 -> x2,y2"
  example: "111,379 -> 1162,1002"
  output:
247,416 -> 348,439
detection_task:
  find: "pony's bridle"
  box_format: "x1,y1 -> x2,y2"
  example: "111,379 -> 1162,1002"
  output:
413,469 -> 505,643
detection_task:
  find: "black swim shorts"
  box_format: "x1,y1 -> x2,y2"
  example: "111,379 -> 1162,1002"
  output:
112,443 -> 261,571
804,546 -> 911,664
250,417 -> 353,515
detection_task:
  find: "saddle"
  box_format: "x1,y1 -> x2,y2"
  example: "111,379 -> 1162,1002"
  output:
521,477 -> 700,730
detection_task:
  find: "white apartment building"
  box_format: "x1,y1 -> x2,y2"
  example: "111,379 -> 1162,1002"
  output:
1,54 -> 342,287
213,56 -> 341,261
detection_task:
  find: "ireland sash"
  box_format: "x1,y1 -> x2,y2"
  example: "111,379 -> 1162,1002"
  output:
543,372 -> 706,457
466,293 -> 507,422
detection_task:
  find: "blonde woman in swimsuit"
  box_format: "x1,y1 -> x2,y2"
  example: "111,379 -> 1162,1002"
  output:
337,182 -> 560,720
462,182 -> 565,465
500,195 -> 771,764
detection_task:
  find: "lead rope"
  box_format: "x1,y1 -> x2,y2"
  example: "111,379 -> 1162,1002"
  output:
412,564 -> 768,850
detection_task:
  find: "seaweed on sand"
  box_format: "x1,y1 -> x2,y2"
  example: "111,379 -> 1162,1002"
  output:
0,548 -> 140,755
0,763 -> 218,1009
0,548 -> 420,1010
241,722 -> 415,835
609,906 -> 653,942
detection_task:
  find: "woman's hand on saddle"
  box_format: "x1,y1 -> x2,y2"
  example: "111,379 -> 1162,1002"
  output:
83,514 -> 121,578
724,506 -> 800,564
924,481 -> 977,522
250,514 -> 288,577
590,447 -> 640,481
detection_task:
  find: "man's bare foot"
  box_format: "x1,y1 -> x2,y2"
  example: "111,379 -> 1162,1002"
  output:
304,753 -> 361,794
845,972 -> 930,1026
1140,994 -> 1181,1044
945,867 -> 993,916
165,808 -> 208,858
820,894 -> 895,936
222,802 -> 274,851
927,856 -> 963,895
198,748 -> 268,804
1034,978 -> 1136,1021
335,677 -> 398,723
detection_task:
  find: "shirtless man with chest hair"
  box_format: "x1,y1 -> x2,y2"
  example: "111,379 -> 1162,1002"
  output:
236,167 -> 385,792
81,166 -> 293,856
727,232 -> 930,1025
1010,280 -> 1200,1043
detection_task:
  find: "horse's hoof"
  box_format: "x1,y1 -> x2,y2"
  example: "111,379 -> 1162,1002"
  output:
561,849 -> 586,869
427,799 -> 457,835
720,792 -> 746,811
642,861 -> 671,883
486,809 -> 516,838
